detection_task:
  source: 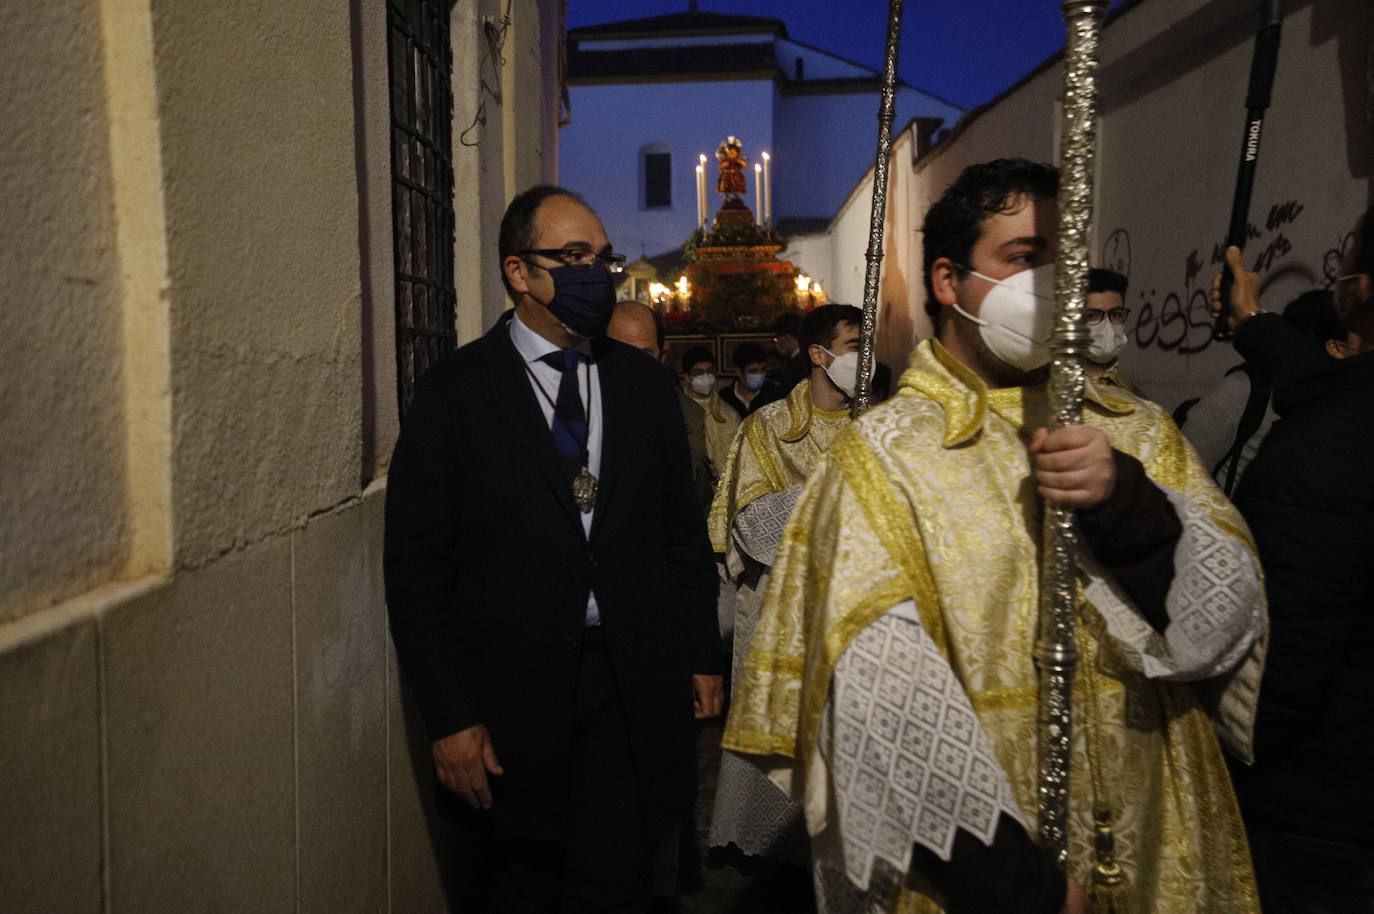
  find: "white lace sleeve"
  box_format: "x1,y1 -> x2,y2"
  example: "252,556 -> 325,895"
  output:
1080,482 -> 1263,681
812,603 -> 1026,908
732,485 -> 803,567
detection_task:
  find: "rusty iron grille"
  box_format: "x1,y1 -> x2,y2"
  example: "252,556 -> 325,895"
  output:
387,0 -> 456,419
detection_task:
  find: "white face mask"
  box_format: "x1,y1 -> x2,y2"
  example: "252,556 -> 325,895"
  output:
743,372 -> 767,391
820,347 -> 875,398
1085,318 -> 1127,365
951,263 -> 1056,372
689,373 -> 716,396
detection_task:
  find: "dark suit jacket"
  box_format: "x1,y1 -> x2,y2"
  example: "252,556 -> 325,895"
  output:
384,312 -> 720,841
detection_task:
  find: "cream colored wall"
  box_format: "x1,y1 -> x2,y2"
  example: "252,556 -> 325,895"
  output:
357,0 -> 399,480
0,1 -> 131,623
153,0 -> 364,569
2,0 -> 564,909
453,0 -> 564,344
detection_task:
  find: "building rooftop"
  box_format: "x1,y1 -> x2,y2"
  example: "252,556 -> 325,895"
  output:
568,42 -> 778,80
568,11 -> 788,40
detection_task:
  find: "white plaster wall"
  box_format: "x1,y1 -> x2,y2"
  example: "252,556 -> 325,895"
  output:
1095,0 -> 1372,408
151,0 -> 364,568
561,79 -> 777,258
451,0 -> 564,342
775,38 -> 879,80
822,0 -> 1369,410
0,0 -> 130,622
775,86 -> 962,221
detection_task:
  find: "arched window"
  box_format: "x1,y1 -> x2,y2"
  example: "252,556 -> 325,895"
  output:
640,142 -> 672,210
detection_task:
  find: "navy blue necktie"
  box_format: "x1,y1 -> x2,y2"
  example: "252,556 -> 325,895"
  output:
539,350 -> 588,480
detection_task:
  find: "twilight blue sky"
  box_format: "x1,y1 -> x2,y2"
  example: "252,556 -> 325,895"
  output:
566,0 -> 1126,111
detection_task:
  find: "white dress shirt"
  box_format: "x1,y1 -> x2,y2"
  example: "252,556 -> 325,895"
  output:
509,310 -> 603,625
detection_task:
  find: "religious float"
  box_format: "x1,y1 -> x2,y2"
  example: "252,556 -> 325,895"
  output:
626,136 -> 826,373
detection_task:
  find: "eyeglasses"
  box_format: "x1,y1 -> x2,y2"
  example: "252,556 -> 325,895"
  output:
1085,307 -> 1131,326
519,248 -> 626,273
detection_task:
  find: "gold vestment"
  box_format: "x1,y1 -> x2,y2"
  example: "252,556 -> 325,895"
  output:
724,340 -> 1264,913
709,379 -> 850,572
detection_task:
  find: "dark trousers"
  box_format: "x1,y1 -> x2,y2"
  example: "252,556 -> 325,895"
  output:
457,629 -> 654,914
1244,815 -> 1374,914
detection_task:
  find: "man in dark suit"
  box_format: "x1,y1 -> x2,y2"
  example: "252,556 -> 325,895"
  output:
384,185 -> 723,912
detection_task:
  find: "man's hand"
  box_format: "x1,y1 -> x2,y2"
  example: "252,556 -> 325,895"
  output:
1061,880 -> 1092,914
1029,426 -> 1116,509
692,674 -> 724,719
1210,244 -> 1263,331
432,724 -> 503,810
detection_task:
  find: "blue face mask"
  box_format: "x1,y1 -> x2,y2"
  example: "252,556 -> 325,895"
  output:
743,372 -> 767,391
539,263 -> 617,338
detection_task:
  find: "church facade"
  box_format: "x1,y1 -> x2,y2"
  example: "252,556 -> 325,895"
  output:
559,11 -> 964,260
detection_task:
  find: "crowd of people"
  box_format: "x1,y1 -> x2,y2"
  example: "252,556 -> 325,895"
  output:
382,167 -> 1373,913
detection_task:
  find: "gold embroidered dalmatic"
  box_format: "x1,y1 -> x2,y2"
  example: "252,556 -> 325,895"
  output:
723,340 -> 1265,913
709,379 -> 850,574
706,379 -> 851,862
690,389 -> 740,480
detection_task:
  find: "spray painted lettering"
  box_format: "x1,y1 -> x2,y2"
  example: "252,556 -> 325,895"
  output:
1104,200 -> 1307,357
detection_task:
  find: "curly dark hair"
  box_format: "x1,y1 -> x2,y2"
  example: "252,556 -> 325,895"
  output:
1088,268 -> 1128,297
800,304 -> 864,352
921,159 -> 1059,320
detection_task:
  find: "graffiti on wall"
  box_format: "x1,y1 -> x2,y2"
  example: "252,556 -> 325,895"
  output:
1100,200 -> 1355,358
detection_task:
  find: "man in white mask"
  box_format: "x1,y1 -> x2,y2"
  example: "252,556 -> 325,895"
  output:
706,304 -> 867,871
679,346 -> 739,503
1083,267 -> 1140,393
722,159 -> 1265,914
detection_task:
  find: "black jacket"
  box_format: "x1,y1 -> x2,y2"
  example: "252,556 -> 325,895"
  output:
1230,313 -> 1374,846
384,313 -> 721,840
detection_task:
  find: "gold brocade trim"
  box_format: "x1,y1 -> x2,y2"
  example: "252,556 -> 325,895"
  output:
965,675 -> 1122,715
897,340 -> 1140,450
745,419 -> 787,492
1085,376 -> 1138,415
898,340 -> 989,447
743,649 -> 804,675
829,433 -> 948,654
707,390 -> 730,424
720,728 -> 798,756
780,379 -> 815,443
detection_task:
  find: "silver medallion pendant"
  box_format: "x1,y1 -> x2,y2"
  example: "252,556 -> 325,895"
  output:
572,468 -> 598,513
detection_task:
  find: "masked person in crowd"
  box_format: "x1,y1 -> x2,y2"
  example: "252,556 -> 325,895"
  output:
679,347 -> 740,500
706,304 -> 866,870
1181,288 -> 1353,495
385,185 -> 722,913
608,299 -> 669,364
722,159 -> 1266,914
719,341 -> 785,419
1212,210 -> 1374,914
1082,267 -> 1142,394
770,311 -> 810,393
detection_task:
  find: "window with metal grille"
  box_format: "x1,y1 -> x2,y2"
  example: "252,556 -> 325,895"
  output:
641,145 -> 672,210
387,0 -> 456,419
